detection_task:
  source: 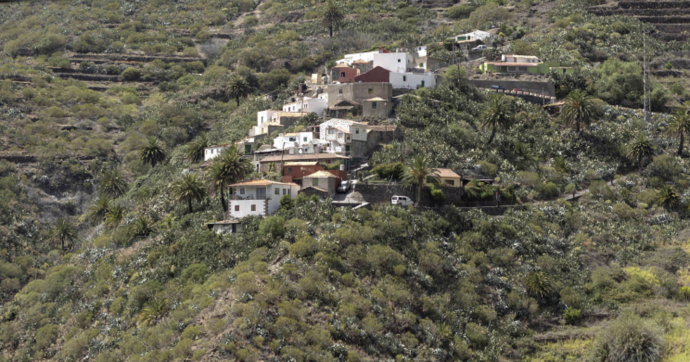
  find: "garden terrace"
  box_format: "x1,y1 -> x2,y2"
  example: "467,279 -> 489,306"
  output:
589,1 -> 690,40
68,53 -> 206,65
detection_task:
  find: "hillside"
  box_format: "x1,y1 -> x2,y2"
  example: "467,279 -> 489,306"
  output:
2,0 -> 690,361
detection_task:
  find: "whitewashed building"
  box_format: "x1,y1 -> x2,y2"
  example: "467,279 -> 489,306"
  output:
373,52 -> 415,74
204,144 -> 229,162
336,48 -> 390,66
319,119 -> 368,156
389,72 -> 436,90
273,132 -> 315,150
281,96 -> 328,116
451,30 -> 495,42
227,179 -> 301,218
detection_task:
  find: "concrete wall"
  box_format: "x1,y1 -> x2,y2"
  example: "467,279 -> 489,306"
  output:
389,72 -> 436,89
468,80 -> 556,97
328,83 -> 393,108
362,100 -> 392,118
373,52 -> 413,73
303,176 -> 336,197
355,183 -> 464,206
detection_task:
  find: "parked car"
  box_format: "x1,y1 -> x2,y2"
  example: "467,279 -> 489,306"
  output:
472,45 -> 487,51
490,85 -> 504,90
391,195 -> 414,206
512,88 -> 525,92
337,180 -> 351,193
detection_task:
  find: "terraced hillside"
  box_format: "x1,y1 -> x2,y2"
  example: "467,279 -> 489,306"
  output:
589,1 -> 690,41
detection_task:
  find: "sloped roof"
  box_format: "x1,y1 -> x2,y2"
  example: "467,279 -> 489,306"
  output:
486,62 -> 540,67
259,153 -> 351,163
228,179 -> 299,187
352,59 -> 371,64
333,127 -> 351,134
332,64 -> 352,68
366,97 -> 386,102
285,161 -> 319,166
434,168 -> 461,178
305,170 -> 337,178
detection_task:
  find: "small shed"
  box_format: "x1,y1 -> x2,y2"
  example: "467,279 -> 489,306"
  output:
303,170 -> 338,197
362,97 -> 392,118
206,219 -> 242,234
429,168 -> 462,187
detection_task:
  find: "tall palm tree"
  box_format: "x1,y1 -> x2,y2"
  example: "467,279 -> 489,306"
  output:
53,218 -> 77,250
139,298 -> 169,326
207,146 -> 253,212
171,173 -> 207,214
560,89 -> 597,133
105,204 -> 126,229
666,107 -> 690,156
129,216 -> 155,239
626,133 -> 654,168
227,75 -> 249,107
185,134 -> 209,163
141,137 -> 167,168
321,0 -> 344,38
87,195 -> 111,222
481,94 -> 513,144
403,156 -> 439,207
100,168 -> 128,198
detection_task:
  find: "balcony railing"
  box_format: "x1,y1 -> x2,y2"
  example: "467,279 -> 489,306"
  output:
228,195 -> 271,200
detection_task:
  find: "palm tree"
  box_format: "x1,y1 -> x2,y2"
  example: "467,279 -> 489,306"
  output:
139,298 -> 169,326
560,89 -> 597,133
321,0 -> 344,38
206,146 -> 253,212
524,271 -> 555,299
53,218 -> 77,250
665,107 -> 690,156
656,185 -> 680,209
227,75 -> 249,107
105,204 -> 126,229
626,133 -> 654,168
100,168 -> 128,198
481,94 -> 513,144
170,173 -> 207,214
87,195 -> 111,222
141,137 -> 167,168
185,134 -> 209,163
402,156 -> 439,207
129,216 -> 155,239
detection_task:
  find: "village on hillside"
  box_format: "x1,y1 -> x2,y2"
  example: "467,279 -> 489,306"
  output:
204,30 -> 572,233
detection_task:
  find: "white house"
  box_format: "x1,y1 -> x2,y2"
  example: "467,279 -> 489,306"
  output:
502,54 -> 540,64
257,110 -> 279,127
281,96 -> 328,116
452,30 -> 495,43
319,119 -> 368,156
336,48 -> 390,66
204,144 -> 229,162
273,132 -> 315,150
389,72 -> 436,90
227,179 -> 301,218
414,45 -> 427,58
373,52 -> 415,73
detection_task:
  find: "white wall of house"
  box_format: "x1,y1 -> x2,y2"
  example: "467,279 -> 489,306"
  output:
257,110 -> 279,127
389,72 -> 436,89
373,52 -> 414,73
415,46 -> 427,58
273,132 -> 314,150
282,97 -> 328,116
319,119 -> 368,155
454,30 -> 495,42
337,50 -> 380,65
502,55 -> 540,63
204,145 -> 228,162
228,183 -> 300,218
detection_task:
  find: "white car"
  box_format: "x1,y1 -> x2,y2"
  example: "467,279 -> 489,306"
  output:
391,195 -> 414,206
472,45 -> 487,51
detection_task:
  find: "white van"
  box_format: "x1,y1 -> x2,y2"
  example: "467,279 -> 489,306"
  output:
391,195 -> 414,206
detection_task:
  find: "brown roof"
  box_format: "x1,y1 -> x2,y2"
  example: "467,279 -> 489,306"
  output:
366,125 -> 398,131
274,111 -> 303,117
332,64 -> 351,68
285,161 -> 319,166
352,59 -> 371,64
434,168 -> 461,178
486,62 -> 540,67
228,179 -> 299,187
333,126 -> 351,134
206,144 -> 230,148
259,153 -> 351,163
305,170 -> 337,178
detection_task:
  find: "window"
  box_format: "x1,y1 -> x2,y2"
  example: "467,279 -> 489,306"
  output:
338,89 -> 343,94
239,187 -> 245,195
372,102 -> 377,109
345,145 -> 350,151
287,167 -> 292,173
235,205 -> 239,212
341,72 -> 345,77
403,75 -> 407,81
421,80 -> 425,87
368,88 -> 373,94
445,180 -> 455,186
289,137 -> 296,142
256,187 -> 266,199
275,188 -> 280,195
261,116 -> 264,122
283,189 -> 287,195
251,204 -> 256,211
313,178 -> 318,186
245,144 -> 252,154
303,137 -> 307,142
419,63 -> 424,68
397,58 -> 401,63
355,129 -> 359,134
328,128 -> 336,134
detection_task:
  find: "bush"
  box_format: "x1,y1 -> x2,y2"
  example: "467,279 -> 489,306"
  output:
563,307 -> 582,325
593,313 -> 664,362
258,216 -> 285,239
371,162 -> 404,180
538,182 -> 559,199
445,4 -> 476,19
35,324 -> 59,351
121,67 -> 141,81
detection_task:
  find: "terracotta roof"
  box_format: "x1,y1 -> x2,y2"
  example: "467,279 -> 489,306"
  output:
206,144 -> 230,148
366,97 -> 386,102
504,55 -> 539,59
228,179 -> 299,187
434,168 -> 461,178
305,170 -> 337,178
273,111 -> 303,117
332,64 -> 351,68
301,186 -> 328,193
334,126 -> 351,134
456,40 -> 479,44
486,62 -> 540,67
352,59 -> 371,64
285,161 -> 319,166
283,133 -> 300,136
259,154 -> 350,163
262,122 -> 283,126
333,100 -> 361,106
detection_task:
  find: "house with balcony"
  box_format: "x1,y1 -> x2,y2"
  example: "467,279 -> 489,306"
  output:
227,179 -> 301,218
320,119 -> 368,157
251,111 -> 303,136
479,55 -> 574,75
281,96 -> 328,116
273,132 -> 315,150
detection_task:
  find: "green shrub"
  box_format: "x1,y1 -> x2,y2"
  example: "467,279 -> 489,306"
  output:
592,313 -> 664,362
371,162 -> 404,180
35,324 -> 59,351
121,67 -> 141,81
538,182 -> 559,199
612,203 -> 636,219
181,263 -> 209,284
563,307 -> 582,325
445,4 -> 476,19
679,286 -> 690,301
259,216 -> 285,239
